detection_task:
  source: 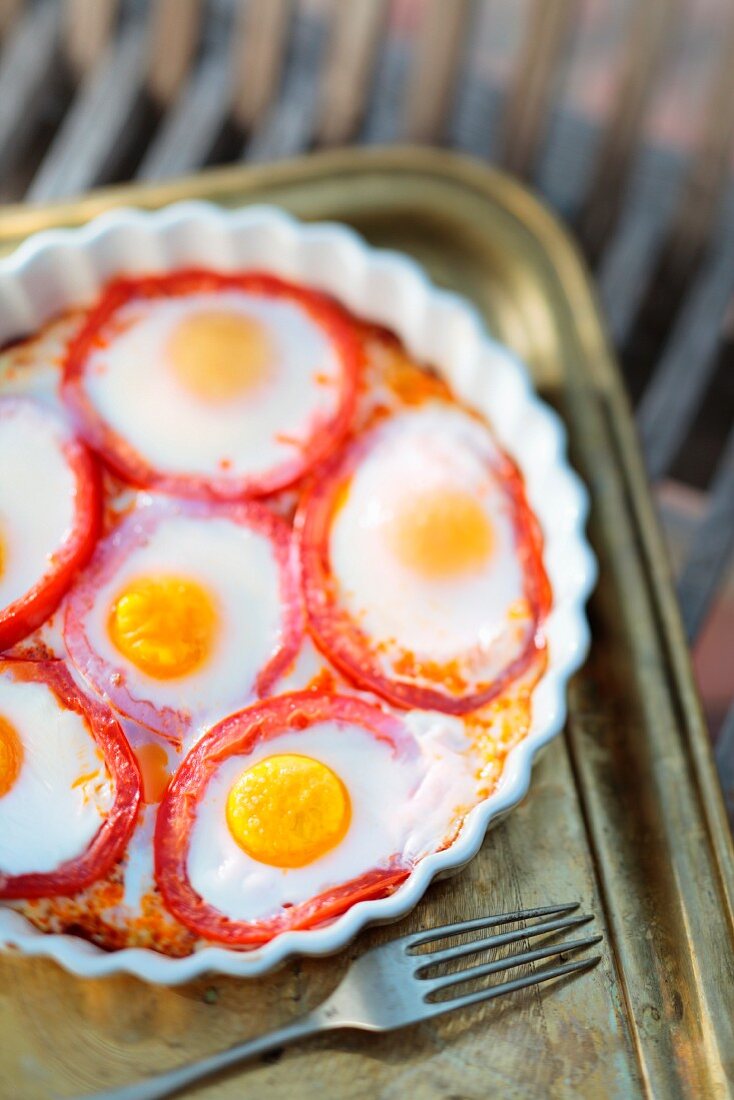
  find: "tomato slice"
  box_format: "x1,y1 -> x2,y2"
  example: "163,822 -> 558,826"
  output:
63,497 -> 304,745
0,659 -> 141,899
61,270 -> 362,500
297,416 -> 552,715
0,397 -> 102,651
154,691 -> 412,945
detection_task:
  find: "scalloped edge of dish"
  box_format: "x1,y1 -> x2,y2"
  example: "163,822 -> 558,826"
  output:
0,202 -> 597,983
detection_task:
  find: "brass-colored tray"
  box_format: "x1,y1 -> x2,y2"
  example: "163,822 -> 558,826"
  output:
1,148 -> 732,1099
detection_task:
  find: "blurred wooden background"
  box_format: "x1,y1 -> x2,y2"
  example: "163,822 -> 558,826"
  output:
0,0 -> 732,815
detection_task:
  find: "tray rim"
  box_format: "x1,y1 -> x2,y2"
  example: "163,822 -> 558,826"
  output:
0,147 -> 732,1100
1,146 -> 729,911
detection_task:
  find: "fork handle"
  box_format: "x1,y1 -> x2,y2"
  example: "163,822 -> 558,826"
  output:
87,1012 -> 331,1100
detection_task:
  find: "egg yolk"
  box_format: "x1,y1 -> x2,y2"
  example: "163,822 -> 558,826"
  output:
0,715 -> 23,798
108,575 -> 218,680
390,489 -> 493,578
168,310 -> 271,402
135,741 -> 170,803
226,753 -> 351,868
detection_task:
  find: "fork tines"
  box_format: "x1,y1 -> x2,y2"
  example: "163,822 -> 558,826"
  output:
404,903 -> 602,1015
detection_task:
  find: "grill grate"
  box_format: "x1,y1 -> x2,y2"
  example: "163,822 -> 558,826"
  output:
1,0 -> 732,813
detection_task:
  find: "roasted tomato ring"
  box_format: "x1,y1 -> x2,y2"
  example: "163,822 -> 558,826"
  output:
154,691 -> 413,945
63,497 -> 304,744
0,397 -> 102,651
0,659 -> 141,899
297,426 -> 552,715
61,269 -> 363,500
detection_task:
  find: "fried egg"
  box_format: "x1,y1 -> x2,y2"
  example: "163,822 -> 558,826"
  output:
63,275 -> 359,497
181,701 -> 476,926
302,403 -> 549,710
0,396 -> 100,649
63,497 -> 303,744
0,667 -> 114,876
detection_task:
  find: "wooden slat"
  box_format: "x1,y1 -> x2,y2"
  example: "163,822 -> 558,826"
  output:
450,75 -> 504,162
660,11 -> 734,272
678,425 -> 734,641
715,700 -> 734,824
500,0 -> 581,179
314,0 -> 386,147
0,0 -> 61,175
0,0 -> 24,37
637,239 -> 734,480
137,51 -> 231,181
655,480 -> 703,574
535,0 -> 631,220
596,146 -> 686,346
448,0 -> 505,160
402,0 -> 471,144
146,0 -> 203,107
535,109 -> 599,221
615,14 -> 734,395
231,0 -> 291,133
63,0 -> 119,80
246,7 -> 328,163
576,0 -> 682,264
360,32 -> 410,145
26,20 -> 148,203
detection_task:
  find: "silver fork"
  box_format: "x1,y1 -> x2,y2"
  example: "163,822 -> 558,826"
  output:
88,903 -> 601,1100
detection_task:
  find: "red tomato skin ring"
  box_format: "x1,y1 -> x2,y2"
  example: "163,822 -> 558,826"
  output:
62,497 -> 305,745
0,659 -> 141,899
297,428 -> 552,715
0,398 -> 102,652
61,270 -> 363,501
154,691 -> 413,945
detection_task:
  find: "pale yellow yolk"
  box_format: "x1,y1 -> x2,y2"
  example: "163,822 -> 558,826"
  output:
226,754 -> 351,868
108,575 -> 218,680
0,715 -> 23,798
390,489 -> 494,579
168,310 -> 271,402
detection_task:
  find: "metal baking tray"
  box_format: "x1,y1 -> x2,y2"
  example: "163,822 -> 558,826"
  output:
0,147 -> 732,1099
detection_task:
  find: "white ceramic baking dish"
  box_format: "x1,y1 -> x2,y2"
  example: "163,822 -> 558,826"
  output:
0,202 -> 596,983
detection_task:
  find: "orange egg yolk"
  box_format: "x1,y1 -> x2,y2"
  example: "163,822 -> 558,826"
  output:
168,309 -> 271,402
135,741 -> 170,803
226,753 -> 351,868
0,715 -> 23,797
108,575 -> 218,680
390,489 -> 494,579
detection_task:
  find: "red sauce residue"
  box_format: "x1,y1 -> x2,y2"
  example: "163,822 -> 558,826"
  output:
18,865 -> 197,956
391,650 -> 469,694
274,432 -> 305,450
463,646 -> 548,796
305,668 -> 338,694
135,742 -> 171,804
382,342 -> 452,406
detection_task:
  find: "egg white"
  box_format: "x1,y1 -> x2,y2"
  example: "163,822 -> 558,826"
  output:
329,404 -> 533,677
79,291 -> 343,482
0,673 -> 114,875
186,716 -> 477,923
0,399 -> 78,612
